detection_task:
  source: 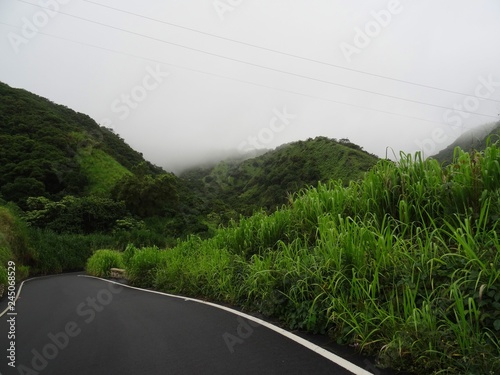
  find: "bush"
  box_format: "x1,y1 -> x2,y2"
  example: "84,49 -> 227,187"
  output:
25,195 -> 127,234
122,244 -> 137,267
126,247 -> 164,288
86,249 -> 124,278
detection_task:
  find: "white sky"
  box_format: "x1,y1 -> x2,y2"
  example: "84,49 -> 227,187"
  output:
1,0 -> 499,173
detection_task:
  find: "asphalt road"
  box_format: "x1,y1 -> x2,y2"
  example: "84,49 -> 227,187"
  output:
0,274 -> 377,375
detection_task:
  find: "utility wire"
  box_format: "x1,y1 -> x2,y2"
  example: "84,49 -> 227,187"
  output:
82,0 -> 500,104
0,20 -> 470,130
14,0 -> 500,119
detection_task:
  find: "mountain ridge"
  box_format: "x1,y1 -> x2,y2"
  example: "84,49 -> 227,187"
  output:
180,136 -> 379,217
431,121 -> 500,164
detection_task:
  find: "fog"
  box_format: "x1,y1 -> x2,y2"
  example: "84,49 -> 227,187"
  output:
1,0 -> 499,173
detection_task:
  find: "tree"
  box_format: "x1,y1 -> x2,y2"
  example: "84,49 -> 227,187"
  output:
1,177 -> 46,207
25,195 -> 127,234
112,173 -> 179,218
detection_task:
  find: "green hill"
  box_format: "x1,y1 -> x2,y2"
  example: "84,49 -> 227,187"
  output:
181,136 -> 379,217
0,81 -> 162,206
431,121 -> 500,164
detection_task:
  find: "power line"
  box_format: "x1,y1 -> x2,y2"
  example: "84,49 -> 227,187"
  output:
83,0 -> 500,104
14,0 -> 500,119
0,20 -> 467,130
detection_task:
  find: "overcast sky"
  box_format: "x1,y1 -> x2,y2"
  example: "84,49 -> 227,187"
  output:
1,0 -> 499,173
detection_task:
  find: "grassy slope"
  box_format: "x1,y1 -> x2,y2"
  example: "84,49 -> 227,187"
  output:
109,145 -> 500,375
78,148 -> 132,195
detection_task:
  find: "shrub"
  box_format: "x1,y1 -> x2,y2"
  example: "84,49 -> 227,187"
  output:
86,249 -> 124,278
122,244 -> 138,267
126,247 -> 164,288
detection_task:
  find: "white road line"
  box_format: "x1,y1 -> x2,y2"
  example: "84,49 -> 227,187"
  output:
0,274 -> 59,317
79,274 -> 375,375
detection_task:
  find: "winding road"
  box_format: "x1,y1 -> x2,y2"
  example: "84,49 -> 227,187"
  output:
0,274 -> 381,375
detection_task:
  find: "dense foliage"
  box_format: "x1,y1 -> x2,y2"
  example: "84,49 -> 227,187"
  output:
86,249 -> 125,278
0,82 -> 212,258
0,204 -> 33,281
25,195 -> 128,234
181,136 -> 378,217
0,81 -> 161,205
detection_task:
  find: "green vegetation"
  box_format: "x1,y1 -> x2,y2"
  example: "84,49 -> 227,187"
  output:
129,144 -> 500,374
25,195 -> 128,234
126,246 -> 164,288
0,81 -> 212,276
112,172 -> 179,218
78,148 -> 132,195
29,229 -> 114,274
181,136 -> 378,217
0,82 -> 160,206
0,204 -> 34,281
86,249 -> 125,278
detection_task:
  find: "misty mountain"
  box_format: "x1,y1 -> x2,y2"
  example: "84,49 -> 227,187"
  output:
180,136 -> 379,217
431,121 -> 500,164
0,81 -> 163,206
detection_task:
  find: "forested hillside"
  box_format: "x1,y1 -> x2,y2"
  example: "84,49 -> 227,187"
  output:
0,82 -> 209,276
0,81 -> 162,206
181,136 -> 378,217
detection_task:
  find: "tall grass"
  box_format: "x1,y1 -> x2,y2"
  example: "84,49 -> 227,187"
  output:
86,249 -> 124,278
126,246 -> 164,288
29,229 -> 116,274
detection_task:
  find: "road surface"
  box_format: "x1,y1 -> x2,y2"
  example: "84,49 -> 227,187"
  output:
0,273 -> 379,375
